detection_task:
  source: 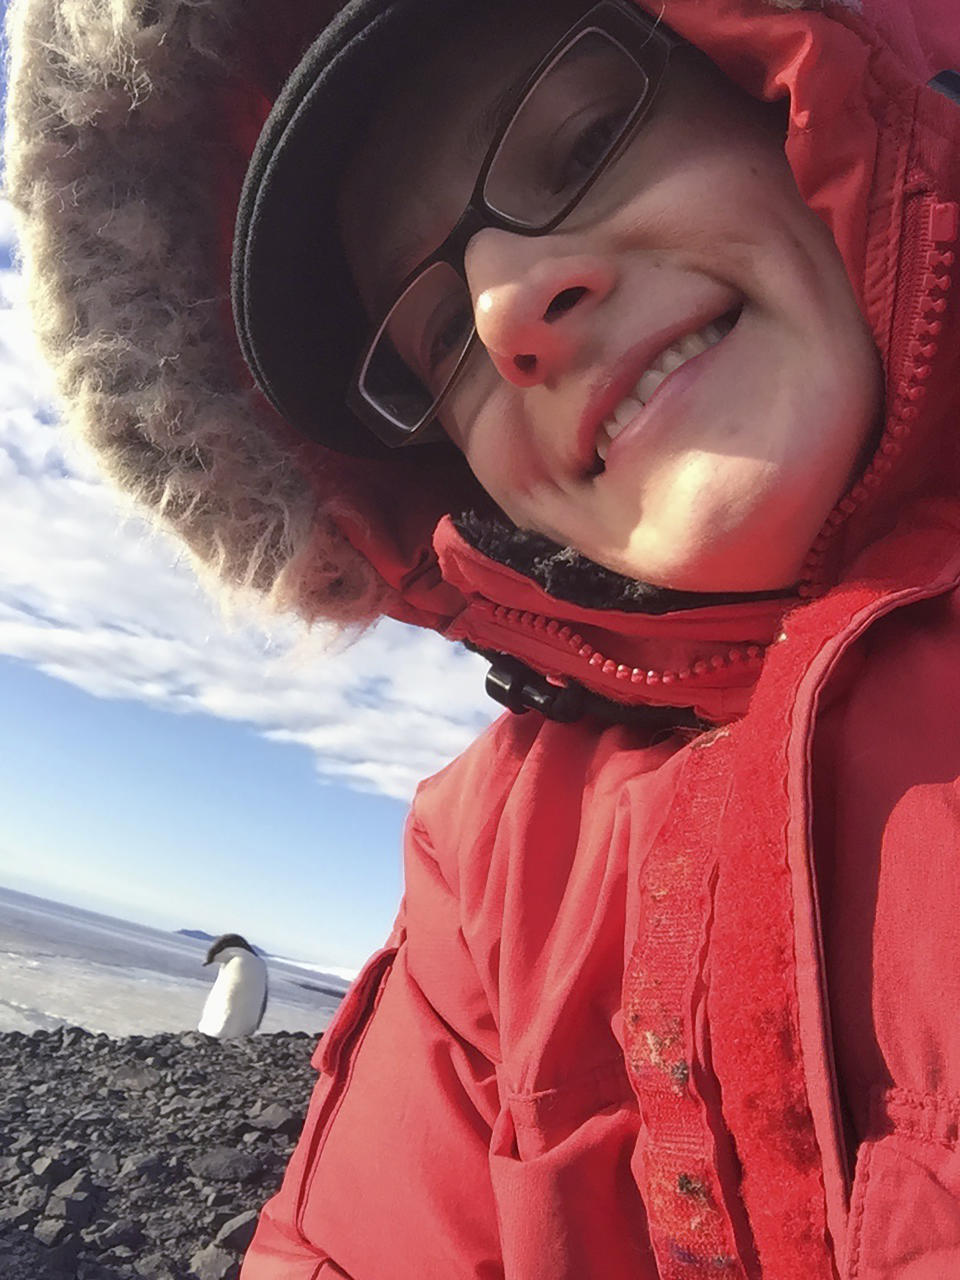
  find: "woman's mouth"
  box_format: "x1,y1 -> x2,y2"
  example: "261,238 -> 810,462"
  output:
593,306 -> 742,466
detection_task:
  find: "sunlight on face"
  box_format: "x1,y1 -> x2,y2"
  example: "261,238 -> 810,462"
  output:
341,5 -> 882,591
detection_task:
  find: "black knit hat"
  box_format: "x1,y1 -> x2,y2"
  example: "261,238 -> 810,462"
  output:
232,0 -> 483,458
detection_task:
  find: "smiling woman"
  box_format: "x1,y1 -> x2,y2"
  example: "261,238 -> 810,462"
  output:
341,8 -> 882,592
7,0 -> 960,1276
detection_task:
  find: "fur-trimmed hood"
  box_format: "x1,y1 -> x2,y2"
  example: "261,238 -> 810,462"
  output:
2,0 -> 484,630
5,0 -> 960,714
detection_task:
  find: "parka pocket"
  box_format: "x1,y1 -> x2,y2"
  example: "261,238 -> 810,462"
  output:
845,1089 -> 960,1278
294,944 -> 400,1224
314,1261 -> 353,1277
240,946 -> 401,1280
296,942 -> 502,1278
310,943 -> 399,1075
488,1060 -> 653,1280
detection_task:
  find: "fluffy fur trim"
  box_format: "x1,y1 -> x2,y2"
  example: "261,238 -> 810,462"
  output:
3,0 -> 388,626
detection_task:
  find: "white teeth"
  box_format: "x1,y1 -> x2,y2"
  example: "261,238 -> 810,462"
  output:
635,366 -> 669,403
594,312 -> 736,463
678,328 -> 710,360
659,346 -> 688,374
612,394 -> 644,428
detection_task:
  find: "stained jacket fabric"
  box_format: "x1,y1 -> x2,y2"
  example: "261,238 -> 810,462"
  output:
229,1 -> 960,1277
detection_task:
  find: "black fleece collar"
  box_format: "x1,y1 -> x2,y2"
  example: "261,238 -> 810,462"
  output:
453,511 -> 791,615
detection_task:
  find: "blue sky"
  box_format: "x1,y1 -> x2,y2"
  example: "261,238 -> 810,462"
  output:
0,192 -> 493,973
0,656 -> 410,969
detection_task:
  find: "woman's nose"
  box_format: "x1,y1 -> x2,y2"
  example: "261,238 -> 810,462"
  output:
465,228 -> 616,386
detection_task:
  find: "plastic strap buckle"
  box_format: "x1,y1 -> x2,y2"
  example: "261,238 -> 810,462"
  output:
485,656 -> 583,722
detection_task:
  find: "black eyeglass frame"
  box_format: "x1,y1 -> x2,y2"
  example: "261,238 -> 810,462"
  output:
347,0 -> 679,447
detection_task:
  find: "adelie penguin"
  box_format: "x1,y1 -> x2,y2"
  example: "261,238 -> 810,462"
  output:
198,933 -> 269,1038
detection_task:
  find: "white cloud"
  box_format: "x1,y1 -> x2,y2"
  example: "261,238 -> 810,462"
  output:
0,201 -> 495,802
0,201 -> 20,251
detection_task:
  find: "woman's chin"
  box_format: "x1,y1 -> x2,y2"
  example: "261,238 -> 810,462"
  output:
594,523 -> 808,594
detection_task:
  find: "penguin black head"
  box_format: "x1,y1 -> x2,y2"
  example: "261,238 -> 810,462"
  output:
203,933 -> 257,966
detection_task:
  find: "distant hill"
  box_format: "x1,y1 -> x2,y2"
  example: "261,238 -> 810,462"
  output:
175,930 -> 270,958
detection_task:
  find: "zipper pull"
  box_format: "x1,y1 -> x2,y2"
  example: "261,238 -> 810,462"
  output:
929,201 -> 958,244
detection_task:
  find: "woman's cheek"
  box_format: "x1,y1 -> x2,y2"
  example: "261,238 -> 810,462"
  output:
624,457 -> 762,577
457,402 -> 542,506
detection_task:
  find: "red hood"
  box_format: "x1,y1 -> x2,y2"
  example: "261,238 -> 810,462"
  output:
280,0 -> 960,720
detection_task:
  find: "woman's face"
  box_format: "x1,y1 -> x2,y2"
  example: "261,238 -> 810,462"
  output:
340,7 -> 882,592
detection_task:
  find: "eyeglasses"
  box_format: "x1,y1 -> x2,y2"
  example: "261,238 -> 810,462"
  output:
347,0 -> 678,448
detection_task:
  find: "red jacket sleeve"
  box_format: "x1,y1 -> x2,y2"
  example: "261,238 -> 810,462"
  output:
239,928 -> 503,1280
242,721 -> 661,1279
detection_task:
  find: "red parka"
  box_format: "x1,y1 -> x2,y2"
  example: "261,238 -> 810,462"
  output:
224,0 -> 960,1276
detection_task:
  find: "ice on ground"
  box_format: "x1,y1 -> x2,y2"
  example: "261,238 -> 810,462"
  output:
0,886 -> 347,1037
270,955 -> 360,983
0,948 -> 335,1037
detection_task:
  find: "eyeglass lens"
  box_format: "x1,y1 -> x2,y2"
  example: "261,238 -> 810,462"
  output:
359,28 -> 654,437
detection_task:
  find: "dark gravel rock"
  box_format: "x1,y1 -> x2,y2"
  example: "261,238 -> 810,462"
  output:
247,1103 -> 301,1138
120,1153 -> 163,1180
34,1216 -> 75,1248
189,1244 -> 240,1280
32,1154 -> 72,1186
188,1149 -> 262,1185
0,1027 -> 319,1279
213,1211 -> 258,1253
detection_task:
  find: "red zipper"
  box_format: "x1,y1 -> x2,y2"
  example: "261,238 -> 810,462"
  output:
478,600 -> 765,689
799,192 -> 958,1225
799,192 -> 958,597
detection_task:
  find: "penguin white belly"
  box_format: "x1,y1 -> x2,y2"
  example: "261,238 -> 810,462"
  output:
198,953 -> 268,1038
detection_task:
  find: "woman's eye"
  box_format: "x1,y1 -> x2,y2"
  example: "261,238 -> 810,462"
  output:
423,303 -> 473,380
554,108 -> 630,194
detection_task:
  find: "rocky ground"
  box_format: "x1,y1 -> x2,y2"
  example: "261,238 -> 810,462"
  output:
0,1025 -> 321,1280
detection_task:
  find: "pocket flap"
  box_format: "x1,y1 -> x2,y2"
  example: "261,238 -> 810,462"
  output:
311,945 -> 399,1076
